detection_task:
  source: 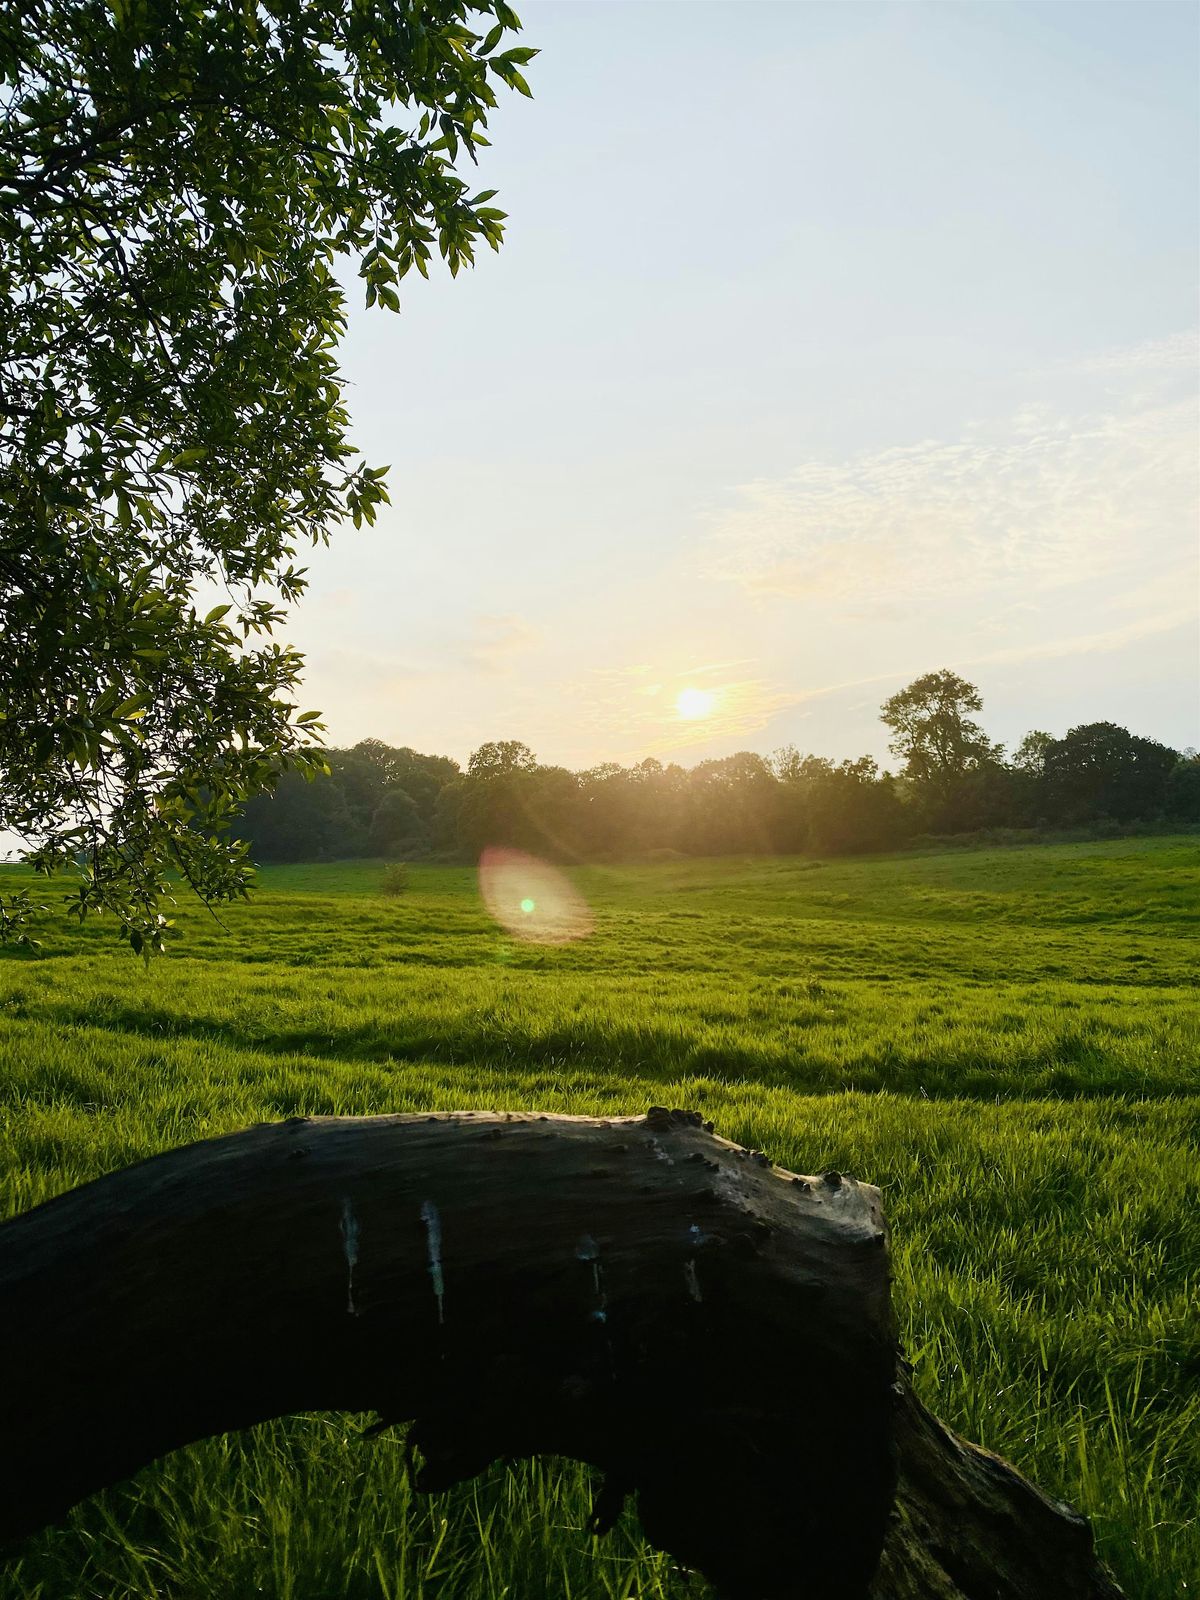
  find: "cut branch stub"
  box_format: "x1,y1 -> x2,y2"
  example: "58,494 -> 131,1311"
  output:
0,1109 -> 1122,1600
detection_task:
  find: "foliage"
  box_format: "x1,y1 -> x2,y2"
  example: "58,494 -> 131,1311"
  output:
1166,755 -> 1200,821
0,837 -> 1196,1597
0,0 -> 534,953
235,740 -> 455,861
332,739 -> 458,833
379,862 -> 409,896
1043,722 -> 1179,824
225,703 -> 1193,866
880,669 -> 997,796
466,740 -> 538,777
1011,729 -> 1053,775
772,752 -> 906,855
235,769 -> 366,862
369,787 -> 424,856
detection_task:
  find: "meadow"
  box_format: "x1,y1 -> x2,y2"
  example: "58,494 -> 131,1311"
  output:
0,836 -> 1196,1599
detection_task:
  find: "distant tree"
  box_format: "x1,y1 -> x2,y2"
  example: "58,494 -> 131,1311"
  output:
1011,731 -> 1053,776
1042,723 -> 1178,823
629,759 -> 688,846
770,746 -> 821,852
341,739 -> 405,789
930,760 -> 1019,833
235,773 -> 363,863
1165,756 -> 1200,822
685,753 -> 779,855
769,750 -> 907,855
769,745 -> 815,785
0,0 -> 533,952
388,748 -> 461,828
328,747 -> 393,830
453,761 -> 578,856
575,764 -> 637,857
369,787 -> 426,857
996,731 -> 1054,828
233,740 -> 456,862
805,758 -> 906,855
880,672 -> 997,803
432,777 -> 468,853
234,716 -> 1193,869
467,741 -> 539,777
331,742 -> 458,835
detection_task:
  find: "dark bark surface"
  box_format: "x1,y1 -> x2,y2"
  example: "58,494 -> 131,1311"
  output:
0,1110 -> 1122,1599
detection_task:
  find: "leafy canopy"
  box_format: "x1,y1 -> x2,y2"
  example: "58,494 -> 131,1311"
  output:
0,0 -> 534,953
879,670 -> 997,794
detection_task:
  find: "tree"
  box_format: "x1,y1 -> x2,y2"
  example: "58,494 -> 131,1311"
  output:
1042,723 -> 1178,824
0,0 -> 535,953
235,768 -> 367,862
467,740 -> 539,778
770,750 -> 907,855
327,742 -> 459,840
684,752 -> 779,855
880,671 -> 997,805
1165,754 -> 1200,822
803,757 -> 906,855
1011,730 -> 1053,776
369,785 -> 426,856
452,760 -> 579,857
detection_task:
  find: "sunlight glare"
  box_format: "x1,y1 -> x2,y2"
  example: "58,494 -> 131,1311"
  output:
676,686 -> 716,720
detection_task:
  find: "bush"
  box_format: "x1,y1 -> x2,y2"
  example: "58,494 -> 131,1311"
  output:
380,863 -> 409,897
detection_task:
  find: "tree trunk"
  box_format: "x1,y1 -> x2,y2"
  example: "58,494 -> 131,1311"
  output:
0,1109 -> 1122,1599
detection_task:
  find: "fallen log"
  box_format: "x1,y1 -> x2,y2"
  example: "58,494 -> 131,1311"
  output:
0,1109 -> 1123,1599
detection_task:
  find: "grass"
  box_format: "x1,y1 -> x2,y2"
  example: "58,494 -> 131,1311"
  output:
0,836 -> 1196,1598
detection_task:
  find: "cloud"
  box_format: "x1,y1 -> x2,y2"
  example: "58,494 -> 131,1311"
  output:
1070,329 -> 1199,375
705,340 -> 1198,617
463,613 -> 542,673
735,603 -> 1197,724
957,603 -> 1196,670
308,647 -> 427,693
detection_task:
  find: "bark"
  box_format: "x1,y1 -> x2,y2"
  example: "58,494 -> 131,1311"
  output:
0,1109 -> 1122,1599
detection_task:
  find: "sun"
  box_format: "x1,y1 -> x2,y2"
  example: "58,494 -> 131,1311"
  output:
676,686 -> 716,720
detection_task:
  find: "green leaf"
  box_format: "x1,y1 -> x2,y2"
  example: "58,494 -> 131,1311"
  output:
0,0 -> 535,955
111,693 -> 152,720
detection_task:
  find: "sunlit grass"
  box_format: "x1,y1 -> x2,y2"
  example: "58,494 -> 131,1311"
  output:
0,837 -> 1196,1597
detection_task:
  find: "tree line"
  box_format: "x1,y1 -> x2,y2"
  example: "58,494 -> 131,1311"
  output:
235,671 -> 1199,864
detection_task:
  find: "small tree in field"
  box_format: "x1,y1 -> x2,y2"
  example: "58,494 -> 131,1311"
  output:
0,0 -> 535,953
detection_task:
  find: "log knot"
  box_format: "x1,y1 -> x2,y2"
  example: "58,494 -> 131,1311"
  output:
644,1106 -> 709,1132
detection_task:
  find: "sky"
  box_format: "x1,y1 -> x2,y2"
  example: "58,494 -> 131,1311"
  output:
285,0 -> 1200,772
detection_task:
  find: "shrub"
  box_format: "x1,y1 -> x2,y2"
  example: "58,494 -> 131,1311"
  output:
380,864 -> 409,897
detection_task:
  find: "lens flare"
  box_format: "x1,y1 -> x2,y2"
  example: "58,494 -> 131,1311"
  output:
479,849 -> 594,945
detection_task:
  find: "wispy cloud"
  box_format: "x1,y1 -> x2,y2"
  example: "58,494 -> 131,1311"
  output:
705,344 -> 1197,617
1069,328 -> 1199,375
776,604 -> 1197,715
463,613 -> 542,673
957,603 -> 1197,670
308,646 -> 428,693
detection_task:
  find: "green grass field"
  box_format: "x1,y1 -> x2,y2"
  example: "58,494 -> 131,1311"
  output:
1,837 -> 1197,1599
